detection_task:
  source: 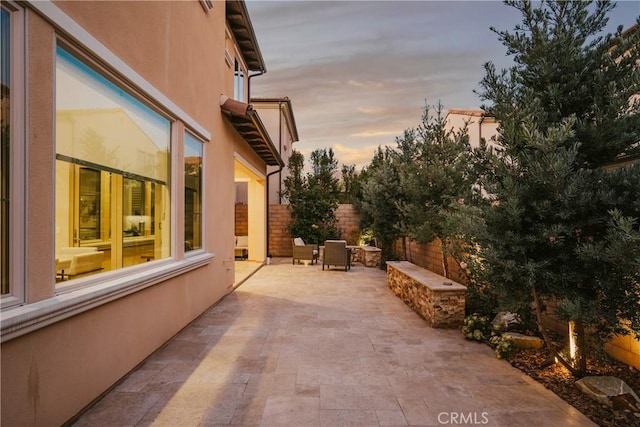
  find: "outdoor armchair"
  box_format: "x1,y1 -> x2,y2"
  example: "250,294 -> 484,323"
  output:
292,237 -> 319,265
322,240 -> 351,271
235,235 -> 248,260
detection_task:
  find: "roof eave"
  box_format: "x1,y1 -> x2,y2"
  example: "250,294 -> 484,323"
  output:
251,97 -> 300,142
220,96 -> 284,167
225,0 -> 266,72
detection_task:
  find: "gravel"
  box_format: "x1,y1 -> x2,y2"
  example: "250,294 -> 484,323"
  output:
508,346 -> 640,427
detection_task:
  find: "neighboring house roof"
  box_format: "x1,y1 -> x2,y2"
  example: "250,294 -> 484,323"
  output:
220,95 -> 284,167
251,97 -> 300,142
446,109 -> 487,117
226,0 -> 266,72
621,22 -> 638,39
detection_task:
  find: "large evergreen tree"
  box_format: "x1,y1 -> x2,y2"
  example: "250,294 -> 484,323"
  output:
358,147 -> 406,262
358,102 -> 476,267
281,148 -> 341,244
465,0 -> 640,375
339,164 -> 361,204
397,102 -> 476,274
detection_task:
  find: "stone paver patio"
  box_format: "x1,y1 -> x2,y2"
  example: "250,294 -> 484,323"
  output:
72,258 -> 595,426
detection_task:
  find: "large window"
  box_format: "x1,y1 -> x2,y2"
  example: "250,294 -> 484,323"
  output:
1,6 -> 11,295
55,45 -> 171,284
184,132 -> 203,252
1,1 -> 24,305
234,58 -> 245,101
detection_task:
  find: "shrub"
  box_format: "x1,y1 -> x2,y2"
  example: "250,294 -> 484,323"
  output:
461,314 -> 491,342
489,334 -> 515,359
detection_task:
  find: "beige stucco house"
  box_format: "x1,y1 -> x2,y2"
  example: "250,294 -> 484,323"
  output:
0,0 -> 282,424
252,97 -> 299,206
250,97 -> 299,257
444,108 -> 499,150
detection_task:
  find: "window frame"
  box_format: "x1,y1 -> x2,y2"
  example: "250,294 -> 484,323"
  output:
2,0 -> 216,341
1,1 -> 26,309
54,41 -> 177,290
183,131 -> 205,255
233,56 -> 246,102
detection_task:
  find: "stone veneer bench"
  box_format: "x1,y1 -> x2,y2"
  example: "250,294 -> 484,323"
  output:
350,246 -> 382,267
386,261 -> 466,328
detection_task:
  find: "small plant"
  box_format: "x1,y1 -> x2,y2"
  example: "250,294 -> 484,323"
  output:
490,334 -> 515,359
461,314 -> 491,342
346,226 -> 361,246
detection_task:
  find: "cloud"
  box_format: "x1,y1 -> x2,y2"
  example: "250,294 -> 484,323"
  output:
246,0 -> 640,172
348,79 -> 384,89
351,130 -> 403,138
332,143 -> 385,170
356,106 -> 388,115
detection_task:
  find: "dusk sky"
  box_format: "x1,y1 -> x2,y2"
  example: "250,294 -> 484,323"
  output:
246,0 -> 640,170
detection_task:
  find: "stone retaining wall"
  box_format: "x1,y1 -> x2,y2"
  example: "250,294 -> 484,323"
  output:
386,261 -> 466,328
350,246 -> 382,267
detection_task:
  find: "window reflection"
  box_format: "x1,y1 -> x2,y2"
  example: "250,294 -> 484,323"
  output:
55,46 -> 171,283
1,6 -> 10,294
184,133 -> 202,252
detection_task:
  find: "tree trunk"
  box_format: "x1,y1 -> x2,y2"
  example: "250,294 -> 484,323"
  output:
402,236 -> 407,260
569,318 -> 587,376
531,285 -> 580,377
441,238 -> 450,278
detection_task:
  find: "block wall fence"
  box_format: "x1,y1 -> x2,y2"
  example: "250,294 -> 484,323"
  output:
268,204 -> 361,257
235,203 -> 248,236
393,238 -> 466,285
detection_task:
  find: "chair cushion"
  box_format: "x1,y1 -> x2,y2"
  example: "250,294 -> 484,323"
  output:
293,237 -> 305,246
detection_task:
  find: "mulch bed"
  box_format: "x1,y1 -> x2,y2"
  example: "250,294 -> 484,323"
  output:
507,346 -> 640,426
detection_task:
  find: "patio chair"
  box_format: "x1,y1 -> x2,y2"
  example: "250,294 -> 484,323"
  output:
292,237 -> 319,265
322,240 -> 351,271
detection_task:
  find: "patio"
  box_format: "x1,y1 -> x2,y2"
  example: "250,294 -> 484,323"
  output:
71,258 -> 595,426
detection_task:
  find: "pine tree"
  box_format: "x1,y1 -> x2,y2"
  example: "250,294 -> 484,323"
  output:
469,0 -> 640,376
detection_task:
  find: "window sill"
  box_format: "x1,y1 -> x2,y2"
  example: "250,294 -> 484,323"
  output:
1,252 -> 214,343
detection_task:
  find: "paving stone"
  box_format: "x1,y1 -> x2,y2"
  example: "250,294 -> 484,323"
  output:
71,260 -> 596,427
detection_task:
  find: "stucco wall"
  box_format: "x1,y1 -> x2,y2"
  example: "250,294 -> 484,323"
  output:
1,1 -> 253,424
1,265 -> 227,426
605,332 -> 640,369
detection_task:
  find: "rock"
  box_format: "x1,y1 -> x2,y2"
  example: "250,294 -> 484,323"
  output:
501,332 -> 544,350
492,312 -> 521,330
575,376 -> 640,410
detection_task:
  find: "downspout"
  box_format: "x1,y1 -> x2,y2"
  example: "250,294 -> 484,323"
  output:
278,100 -> 283,204
479,112 -> 485,142
247,70 -> 265,103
